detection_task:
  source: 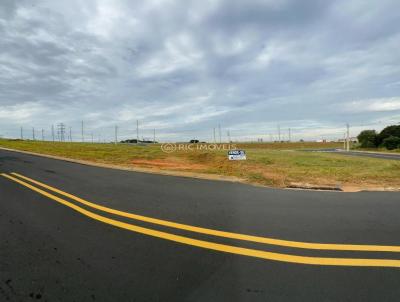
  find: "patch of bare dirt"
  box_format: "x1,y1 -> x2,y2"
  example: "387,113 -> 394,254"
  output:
288,182 -> 400,192
288,182 -> 341,191
131,159 -> 207,171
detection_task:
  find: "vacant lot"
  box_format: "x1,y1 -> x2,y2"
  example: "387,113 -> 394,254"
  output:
1,140 -> 399,191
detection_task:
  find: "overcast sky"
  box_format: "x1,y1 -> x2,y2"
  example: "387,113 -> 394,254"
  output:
1,0 -> 399,142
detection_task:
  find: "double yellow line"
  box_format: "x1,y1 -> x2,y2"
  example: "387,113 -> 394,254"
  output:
2,172 -> 400,268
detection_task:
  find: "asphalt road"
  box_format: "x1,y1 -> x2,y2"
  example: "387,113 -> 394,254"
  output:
303,148 -> 400,160
336,150 -> 400,160
1,149 -> 400,301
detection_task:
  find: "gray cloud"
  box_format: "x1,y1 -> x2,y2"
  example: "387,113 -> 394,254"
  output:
0,0 -> 399,142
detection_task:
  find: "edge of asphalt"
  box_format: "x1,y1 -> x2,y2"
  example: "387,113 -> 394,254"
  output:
345,150 -> 400,156
0,146 -> 245,182
1,146 -> 398,193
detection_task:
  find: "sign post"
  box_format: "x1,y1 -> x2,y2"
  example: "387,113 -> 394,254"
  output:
228,150 -> 247,160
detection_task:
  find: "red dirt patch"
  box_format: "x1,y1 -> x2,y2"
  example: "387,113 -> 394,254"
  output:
131,159 -> 206,171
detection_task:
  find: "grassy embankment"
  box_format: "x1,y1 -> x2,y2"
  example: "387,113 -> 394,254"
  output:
1,139 -> 400,190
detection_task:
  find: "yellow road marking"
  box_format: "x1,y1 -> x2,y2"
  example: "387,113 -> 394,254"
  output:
2,172 -> 400,268
10,172 -> 400,253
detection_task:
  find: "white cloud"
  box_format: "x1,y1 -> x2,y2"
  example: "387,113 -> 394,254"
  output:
0,102 -> 47,121
344,97 -> 400,112
1,0 -> 400,141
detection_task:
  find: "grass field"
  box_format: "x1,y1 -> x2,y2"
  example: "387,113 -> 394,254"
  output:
1,139 -> 400,191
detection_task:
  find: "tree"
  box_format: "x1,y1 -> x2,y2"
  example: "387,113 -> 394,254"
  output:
377,125 -> 400,146
357,130 -> 377,148
382,136 -> 400,150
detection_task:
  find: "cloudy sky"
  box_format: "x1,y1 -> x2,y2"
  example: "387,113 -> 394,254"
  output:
1,0 -> 399,142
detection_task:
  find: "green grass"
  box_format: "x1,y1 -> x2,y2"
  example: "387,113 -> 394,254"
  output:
1,139 -> 399,190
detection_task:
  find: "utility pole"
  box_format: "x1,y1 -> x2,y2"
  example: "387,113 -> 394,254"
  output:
288,128 -> 291,142
115,125 -> 118,144
343,133 -> 346,150
41,129 -> 44,141
346,123 -> 350,151
136,120 -> 139,142
218,124 -> 221,143
20,127 -> 23,140
81,121 -> 84,142
32,127 -> 35,140
213,128 -> 216,143
51,125 -> 55,142
278,125 -> 281,142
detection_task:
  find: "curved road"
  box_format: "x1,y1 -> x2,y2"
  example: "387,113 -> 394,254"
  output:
303,148 -> 400,160
1,149 -> 400,301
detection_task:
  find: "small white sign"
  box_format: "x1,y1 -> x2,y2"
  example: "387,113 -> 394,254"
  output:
228,150 -> 247,160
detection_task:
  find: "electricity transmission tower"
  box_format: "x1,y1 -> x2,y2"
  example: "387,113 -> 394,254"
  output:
57,123 -> 66,142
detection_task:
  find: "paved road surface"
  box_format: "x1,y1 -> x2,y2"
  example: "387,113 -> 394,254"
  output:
337,150 -> 400,160
303,148 -> 400,160
1,149 -> 400,301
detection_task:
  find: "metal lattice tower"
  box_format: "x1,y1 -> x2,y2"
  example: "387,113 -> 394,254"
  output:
57,123 -> 66,142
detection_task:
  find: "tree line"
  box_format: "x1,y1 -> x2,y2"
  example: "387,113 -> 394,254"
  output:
357,125 -> 400,150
